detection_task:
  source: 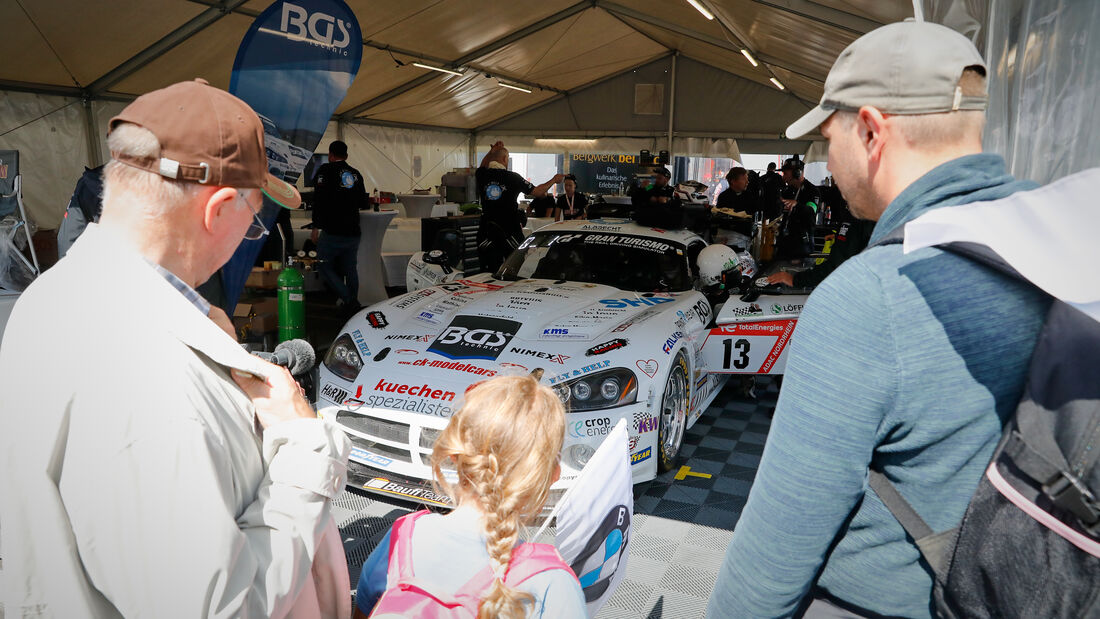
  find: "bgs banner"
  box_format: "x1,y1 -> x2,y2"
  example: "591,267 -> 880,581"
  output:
221,0 -> 362,309
536,419 -> 633,617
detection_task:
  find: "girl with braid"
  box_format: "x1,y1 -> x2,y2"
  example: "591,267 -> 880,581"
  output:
354,375 -> 585,618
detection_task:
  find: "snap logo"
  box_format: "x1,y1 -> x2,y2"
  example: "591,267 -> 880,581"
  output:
280,1 -> 352,49
636,359 -> 658,378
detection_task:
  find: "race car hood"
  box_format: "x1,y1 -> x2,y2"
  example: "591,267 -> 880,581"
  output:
378,277 -> 680,344
323,277 -> 683,407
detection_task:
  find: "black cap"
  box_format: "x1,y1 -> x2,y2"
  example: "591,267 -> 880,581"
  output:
654,166 -> 671,178
781,157 -> 803,171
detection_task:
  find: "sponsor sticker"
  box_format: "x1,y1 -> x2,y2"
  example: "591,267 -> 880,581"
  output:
662,331 -> 683,354
351,329 -> 371,358
385,333 -> 433,342
416,310 -> 440,325
636,415 -> 658,433
772,303 -> 803,314
630,447 -> 653,465
363,477 -> 453,507
366,311 -> 388,328
548,359 -> 611,385
539,327 -> 587,340
568,417 -> 613,439
428,316 -> 520,360
510,347 -> 570,364
350,447 -> 393,468
599,297 -> 675,309
636,359 -> 658,378
392,288 -> 437,309
320,383 -> 348,404
399,358 -> 498,377
586,338 -> 628,356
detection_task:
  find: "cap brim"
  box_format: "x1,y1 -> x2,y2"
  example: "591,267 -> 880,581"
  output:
262,173 -> 302,209
785,105 -> 835,140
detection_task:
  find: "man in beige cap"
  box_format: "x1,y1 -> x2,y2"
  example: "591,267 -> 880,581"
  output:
709,22 -> 1048,617
0,79 -> 351,617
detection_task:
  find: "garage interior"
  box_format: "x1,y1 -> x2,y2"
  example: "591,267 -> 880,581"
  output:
1,1 -> 1097,618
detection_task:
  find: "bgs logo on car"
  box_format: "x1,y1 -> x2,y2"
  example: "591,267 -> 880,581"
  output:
428,316 -> 520,361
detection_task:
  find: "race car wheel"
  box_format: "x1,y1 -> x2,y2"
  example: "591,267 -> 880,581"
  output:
657,351 -> 689,473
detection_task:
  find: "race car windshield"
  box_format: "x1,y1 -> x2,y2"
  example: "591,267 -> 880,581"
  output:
496,231 -> 692,292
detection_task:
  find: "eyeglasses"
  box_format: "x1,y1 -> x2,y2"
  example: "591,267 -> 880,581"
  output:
241,192 -> 269,241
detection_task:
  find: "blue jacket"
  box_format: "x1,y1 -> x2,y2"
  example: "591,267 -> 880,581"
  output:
708,154 -> 1050,618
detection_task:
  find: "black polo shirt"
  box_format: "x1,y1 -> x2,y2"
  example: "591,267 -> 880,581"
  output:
313,160 -> 367,237
476,167 -> 534,228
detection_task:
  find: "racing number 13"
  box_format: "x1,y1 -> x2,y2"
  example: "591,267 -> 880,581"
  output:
722,338 -> 750,369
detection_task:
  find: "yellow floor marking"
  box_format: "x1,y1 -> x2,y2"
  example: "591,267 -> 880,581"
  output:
675,465 -> 712,481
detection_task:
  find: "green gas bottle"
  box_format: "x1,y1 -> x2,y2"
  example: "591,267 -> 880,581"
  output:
277,266 -> 305,342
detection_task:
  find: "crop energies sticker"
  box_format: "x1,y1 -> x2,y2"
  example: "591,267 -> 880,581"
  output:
220,0 -> 363,311
427,316 -> 521,361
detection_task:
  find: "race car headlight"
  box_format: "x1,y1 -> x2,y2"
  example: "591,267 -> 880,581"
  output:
559,368 -> 637,412
323,334 -> 363,381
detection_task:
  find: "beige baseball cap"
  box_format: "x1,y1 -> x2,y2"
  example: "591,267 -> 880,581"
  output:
109,78 -> 302,209
786,21 -> 988,140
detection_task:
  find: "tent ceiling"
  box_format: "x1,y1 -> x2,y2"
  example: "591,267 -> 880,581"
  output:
2,0 -> 913,133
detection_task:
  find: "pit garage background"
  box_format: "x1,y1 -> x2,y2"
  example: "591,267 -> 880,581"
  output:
2,0 -> 1097,233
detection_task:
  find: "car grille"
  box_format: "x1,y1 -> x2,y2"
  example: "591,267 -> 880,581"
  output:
337,411 -> 410,443
347,435 -> 414,463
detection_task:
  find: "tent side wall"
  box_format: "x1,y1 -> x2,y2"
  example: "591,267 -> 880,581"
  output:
0,91 -> 96,230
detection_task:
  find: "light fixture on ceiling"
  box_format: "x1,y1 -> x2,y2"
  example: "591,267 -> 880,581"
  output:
534,138 -> 598,145
741,49 -> 759,67
686,0 -> 714,20
499,82 -> 533,93
770,77 -> 786,90
412,62 -> 464,77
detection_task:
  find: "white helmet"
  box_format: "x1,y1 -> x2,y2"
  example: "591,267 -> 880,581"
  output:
697,244 -> 741,289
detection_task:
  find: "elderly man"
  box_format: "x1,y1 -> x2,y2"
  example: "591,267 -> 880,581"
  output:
476,141 -> 563,273
708,22 -> 1048,618
0,79 -> 351,617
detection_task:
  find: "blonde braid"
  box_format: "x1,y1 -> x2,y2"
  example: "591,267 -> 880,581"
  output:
428,376 -> 567,619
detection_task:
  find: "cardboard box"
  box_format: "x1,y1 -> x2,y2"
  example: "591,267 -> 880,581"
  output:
245,267 -> 280,289
234,296 -> 277,318
232,312 -> 276,335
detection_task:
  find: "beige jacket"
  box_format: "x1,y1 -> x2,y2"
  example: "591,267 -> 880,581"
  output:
0,224 -> 351,618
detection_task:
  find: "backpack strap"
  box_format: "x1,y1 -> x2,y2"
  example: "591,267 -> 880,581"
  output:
450,542 -> 579,601
386,510 -> 432,585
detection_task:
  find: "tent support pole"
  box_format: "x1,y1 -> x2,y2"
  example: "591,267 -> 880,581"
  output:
667,53 -> 677,158
82,98 -> 102,168
468,133 -> 477,168
337,119 -> 346,142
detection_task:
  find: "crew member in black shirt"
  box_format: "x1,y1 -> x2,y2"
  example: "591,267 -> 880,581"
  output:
759,161 -> 784,220
311,140 -> 367,310
630,166 -> 675,207
774,157 -> 820,261
476,141 -> 563,273
553,175 -> 588,220
767,189 -> 873,288
715,167 -> 760,214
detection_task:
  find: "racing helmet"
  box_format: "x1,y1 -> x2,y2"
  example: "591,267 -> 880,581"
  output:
697,244 -> 741,289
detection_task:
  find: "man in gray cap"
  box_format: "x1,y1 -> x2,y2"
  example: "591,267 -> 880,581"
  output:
708,22 -> 1049,618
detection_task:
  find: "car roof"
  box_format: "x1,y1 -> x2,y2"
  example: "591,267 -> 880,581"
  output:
532,218 -> 704,246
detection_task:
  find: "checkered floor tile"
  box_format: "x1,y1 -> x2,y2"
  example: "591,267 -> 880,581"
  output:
336,377 -> 779,618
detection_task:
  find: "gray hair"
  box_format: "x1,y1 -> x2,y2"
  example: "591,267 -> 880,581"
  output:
103,123 -> 203,217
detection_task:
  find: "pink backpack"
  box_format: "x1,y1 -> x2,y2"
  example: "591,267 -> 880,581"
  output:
370,510 -> 577,618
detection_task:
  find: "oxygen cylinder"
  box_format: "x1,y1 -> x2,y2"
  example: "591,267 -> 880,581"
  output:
277,266 -> 305,342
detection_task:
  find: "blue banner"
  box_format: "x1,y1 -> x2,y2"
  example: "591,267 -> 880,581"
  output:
221,0 -> 362,310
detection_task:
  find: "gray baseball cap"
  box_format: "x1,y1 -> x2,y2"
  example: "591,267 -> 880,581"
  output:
785,21 -> 988,139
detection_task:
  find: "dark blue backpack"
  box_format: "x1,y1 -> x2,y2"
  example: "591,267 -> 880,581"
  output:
870,235 -> 1100,617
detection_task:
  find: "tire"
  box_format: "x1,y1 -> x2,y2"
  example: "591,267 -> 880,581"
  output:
657,351 -> 690,473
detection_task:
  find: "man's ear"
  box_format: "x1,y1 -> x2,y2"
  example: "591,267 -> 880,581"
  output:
857,106 -> 888,163
202,187 -> 241,233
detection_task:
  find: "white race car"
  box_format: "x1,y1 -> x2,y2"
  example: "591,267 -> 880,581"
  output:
316,218 -> 809,506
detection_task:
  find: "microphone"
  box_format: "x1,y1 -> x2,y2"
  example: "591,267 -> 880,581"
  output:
252,339 -> 316,375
